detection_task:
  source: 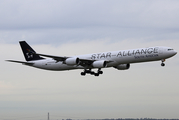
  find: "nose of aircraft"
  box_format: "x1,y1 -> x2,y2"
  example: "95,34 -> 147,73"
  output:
172,49 -> 177,56
174,50 -> 177,55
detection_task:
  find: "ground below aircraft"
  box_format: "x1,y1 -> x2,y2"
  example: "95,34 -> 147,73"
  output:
7,41 -> 177,76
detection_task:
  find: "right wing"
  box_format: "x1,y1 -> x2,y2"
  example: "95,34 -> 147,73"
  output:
35,53 -> 68,62
36,53 -> 96,66
35,53 -> 113,67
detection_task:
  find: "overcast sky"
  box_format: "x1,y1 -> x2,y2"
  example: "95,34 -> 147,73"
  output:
1,0 -> 179,120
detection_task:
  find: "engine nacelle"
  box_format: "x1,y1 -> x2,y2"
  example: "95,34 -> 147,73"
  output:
92,60 -> 107,68
65,57 -> 79,65
114,64 -> 130,70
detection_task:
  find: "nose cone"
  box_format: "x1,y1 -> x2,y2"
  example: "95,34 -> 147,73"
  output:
174,50 -> 177,55
171,49 -> 177,57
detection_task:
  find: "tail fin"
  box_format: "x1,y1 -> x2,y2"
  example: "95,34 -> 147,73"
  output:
19,41 -> 44,61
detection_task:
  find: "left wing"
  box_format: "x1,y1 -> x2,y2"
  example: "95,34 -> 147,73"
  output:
35,53 -> 95,66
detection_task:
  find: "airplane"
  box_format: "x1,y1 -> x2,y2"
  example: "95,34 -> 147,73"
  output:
6,41 -> 177,76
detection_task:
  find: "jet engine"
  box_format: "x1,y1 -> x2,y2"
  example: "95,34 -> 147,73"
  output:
65,57 -> 79,65
92,60 -> 107,68
114,64 -> 130,70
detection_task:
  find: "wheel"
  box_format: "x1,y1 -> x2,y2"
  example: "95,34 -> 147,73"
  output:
161,63 -> 165,66
90,71 -> 95,75
81,72 -> 86,76
98,71 -> 103,74
94,73 -> 99,76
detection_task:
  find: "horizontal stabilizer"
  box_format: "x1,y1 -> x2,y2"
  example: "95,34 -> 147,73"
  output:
6,60 -> 34,65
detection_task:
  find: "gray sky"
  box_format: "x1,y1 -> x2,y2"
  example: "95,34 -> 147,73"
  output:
1,0 -> 179,120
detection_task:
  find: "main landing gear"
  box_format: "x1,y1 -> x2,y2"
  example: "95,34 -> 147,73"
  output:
81,68 -> 103,76
161,59 -> 165,67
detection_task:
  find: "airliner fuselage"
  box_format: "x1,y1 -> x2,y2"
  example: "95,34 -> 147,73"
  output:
7,41 -> 177,76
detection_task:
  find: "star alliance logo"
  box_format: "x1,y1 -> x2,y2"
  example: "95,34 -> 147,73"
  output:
26,52 -> 33,59
26,49 -> 34,59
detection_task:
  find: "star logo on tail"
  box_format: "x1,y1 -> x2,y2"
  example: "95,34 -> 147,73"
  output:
26,49 -> 34,59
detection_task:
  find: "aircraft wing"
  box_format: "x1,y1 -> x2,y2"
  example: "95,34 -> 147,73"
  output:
36,53 -> 95,65
35,53 -> 95,64
35,53 -> 112,67
6,60 -> 34,65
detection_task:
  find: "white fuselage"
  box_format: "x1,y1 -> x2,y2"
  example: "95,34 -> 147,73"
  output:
27,46 -> 177,71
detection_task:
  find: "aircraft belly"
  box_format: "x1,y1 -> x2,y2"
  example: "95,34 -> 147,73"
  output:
33,62 -> 84,71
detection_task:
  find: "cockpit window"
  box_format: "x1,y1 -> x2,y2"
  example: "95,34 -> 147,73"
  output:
168,49 -> 173,51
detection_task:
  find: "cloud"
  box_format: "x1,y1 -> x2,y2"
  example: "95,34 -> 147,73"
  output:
1,0 -> 179,45
0,0 -> 179,119
1,38 -> 179,119
0,0 -> 179,29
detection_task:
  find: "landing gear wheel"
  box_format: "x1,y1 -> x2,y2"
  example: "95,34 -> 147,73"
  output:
85,70 -> 91,73
81,69 -> 103,76
161,63 -> 165,67
90,71 -> 95,75
98,71 -> 103,74
81,72 -> 86,76
94,73 -> 99,76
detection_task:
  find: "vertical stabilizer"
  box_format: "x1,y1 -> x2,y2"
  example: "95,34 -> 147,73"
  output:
19,41 -> 44,61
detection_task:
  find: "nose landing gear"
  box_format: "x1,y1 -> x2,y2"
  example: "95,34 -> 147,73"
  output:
161,59 -> 165,66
